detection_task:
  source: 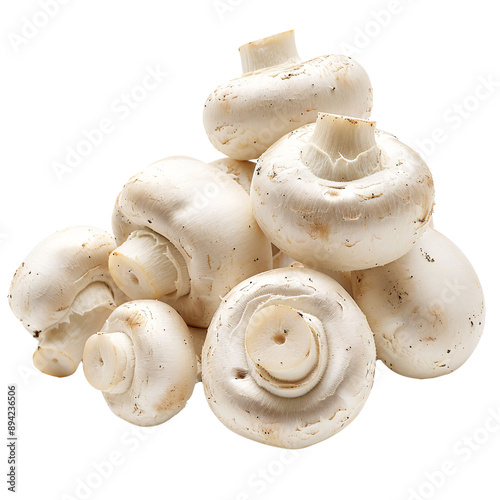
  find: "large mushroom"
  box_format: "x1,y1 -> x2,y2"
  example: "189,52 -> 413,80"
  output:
110,156 -> 272,328
83,300 -> 198,426
203,30 -> 373,160
9,226 -> 125,377
251,113 -> 435,273
352,228 -> 485,378
202,267 -> 376,449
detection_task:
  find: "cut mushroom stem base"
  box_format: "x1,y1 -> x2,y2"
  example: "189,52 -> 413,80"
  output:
302,113 -> 380,182
83,331 -> 135,393
245,304 -> 327,398
239,30 -> 301,74
109,229 -> 187,300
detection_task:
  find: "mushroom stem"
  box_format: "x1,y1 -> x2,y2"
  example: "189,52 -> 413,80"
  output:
245,304 -> 325,398
33,282 -> 115,377
239,30 -> 301,74
83,332 -> 135,394
109,229 -> 188,300
302,113 -> 381,182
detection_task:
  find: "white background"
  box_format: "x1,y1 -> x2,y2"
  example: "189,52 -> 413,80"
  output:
1,1 -> 499,499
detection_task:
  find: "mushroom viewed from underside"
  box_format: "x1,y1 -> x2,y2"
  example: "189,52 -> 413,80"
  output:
110,156 -> 272,328
251,113 -> 435,273
202,267 -> 376,449
9,226 -> 126,377
83,300 -> 198,426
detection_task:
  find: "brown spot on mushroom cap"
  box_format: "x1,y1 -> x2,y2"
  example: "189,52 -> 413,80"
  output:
155,382 -> 190,413
127,310 -> 148,329
359,192 -> 384,201
255,423 -> 282,444
309,221 -> 331,241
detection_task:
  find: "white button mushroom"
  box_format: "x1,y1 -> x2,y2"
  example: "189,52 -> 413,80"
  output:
83,300 -> 197,426
8,226 -> 126,377
203,30 -> 373,160
251,113 -> 435,273
110,156 -> 272,328
202,267 -> 376,449
352,228 -> 485,378
210,156 -> 298,270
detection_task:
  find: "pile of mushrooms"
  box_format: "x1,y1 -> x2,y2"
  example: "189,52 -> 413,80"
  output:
9,30 -> 485,449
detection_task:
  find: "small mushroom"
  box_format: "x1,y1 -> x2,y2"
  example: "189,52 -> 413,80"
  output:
9,226 -> 125,377
83,300 -> 197,426
251,113 -> 435,272
202,267 -> 376,449
352,228 -> 485,378
110,156 -> 272,328
203,30 -> 373,160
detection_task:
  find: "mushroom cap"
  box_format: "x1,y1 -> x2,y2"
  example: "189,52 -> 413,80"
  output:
84,300 -> 197,426
203,55 -> 373,160
9,226 -> 122,335
112,156 -> 272,328
251,125 -> 434,272
209,158 -> 294,271
352,228 -> 485,378
202,267 -> 376,449
209,157 -> 255,194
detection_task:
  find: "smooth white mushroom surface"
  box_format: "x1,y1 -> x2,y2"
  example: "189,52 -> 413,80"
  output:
83,300 -> 197,426
202,267 -> 376,449
111,156 -> 272,328
203,30 -> 373,160
9,226 -> 125,377
209,157 -> 255,194
251,113 -> 435,273
210,157 -> 296,270
352,228 -> 485,378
